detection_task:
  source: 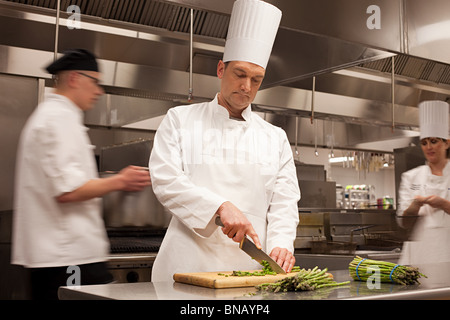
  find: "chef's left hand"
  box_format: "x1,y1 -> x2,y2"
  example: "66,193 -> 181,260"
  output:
423,195 -> 450,214
269,247 -> 295,273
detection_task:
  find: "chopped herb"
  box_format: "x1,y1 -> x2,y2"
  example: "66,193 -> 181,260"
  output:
218,260 -> 277,277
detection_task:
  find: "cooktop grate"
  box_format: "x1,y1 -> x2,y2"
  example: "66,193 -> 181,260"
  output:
109,237 -> 163,254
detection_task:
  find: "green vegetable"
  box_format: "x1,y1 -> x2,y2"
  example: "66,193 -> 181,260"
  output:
291,266 -> 301,272
256,266 -> 350,292
219,260 -> 277,277
349,256 -> 426,285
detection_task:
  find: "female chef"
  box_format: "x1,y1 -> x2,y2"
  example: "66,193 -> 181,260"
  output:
397,100 -> 450,265
149,0 -> 300,281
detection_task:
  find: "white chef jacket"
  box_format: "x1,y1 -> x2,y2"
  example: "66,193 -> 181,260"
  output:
149,94 -> 300,281
397,161 -> 450,265
12,93 -> 109,268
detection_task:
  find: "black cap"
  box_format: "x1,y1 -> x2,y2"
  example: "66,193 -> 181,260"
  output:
45,49 -> 99,75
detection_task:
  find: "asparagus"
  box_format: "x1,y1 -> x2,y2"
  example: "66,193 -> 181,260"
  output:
349,256 -> 427,285
256,267 -> 350,292
219,260 -> 277,277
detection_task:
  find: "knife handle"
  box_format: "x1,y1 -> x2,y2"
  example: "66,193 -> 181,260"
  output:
216,216 -> 248,247
215,216 -> 224,227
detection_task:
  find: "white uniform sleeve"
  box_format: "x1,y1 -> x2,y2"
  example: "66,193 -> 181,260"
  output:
37,113 -> 90,197
397,171 -> 413,217
266,129 -> 300,254
397,168 -> 428,216
396,167 -> 431,229
149,108 -> 227,235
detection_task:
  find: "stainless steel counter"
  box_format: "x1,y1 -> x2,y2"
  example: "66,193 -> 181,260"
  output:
58,262 -> 450,300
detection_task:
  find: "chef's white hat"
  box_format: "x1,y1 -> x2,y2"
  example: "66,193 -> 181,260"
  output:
419,100 -> 449,140
223,0 -> 282,69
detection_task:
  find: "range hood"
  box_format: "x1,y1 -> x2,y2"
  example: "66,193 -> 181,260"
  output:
1,0 -> 450,153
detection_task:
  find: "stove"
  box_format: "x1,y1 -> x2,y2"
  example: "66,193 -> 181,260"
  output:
106,228 -> 165,283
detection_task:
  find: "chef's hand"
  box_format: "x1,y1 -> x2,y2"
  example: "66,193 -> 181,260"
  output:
423,195 -> 450,214
413,195 -> 427,207
118,165 -> 152,192
56,166 -> 151,203
270,247 -> 295,273
404,195 -> 427,215
216,201 -> 262,249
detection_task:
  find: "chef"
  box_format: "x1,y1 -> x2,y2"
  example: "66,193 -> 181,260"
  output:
397,100 -> 450,265
149,0 -> 300,281
12,49 -> 151,299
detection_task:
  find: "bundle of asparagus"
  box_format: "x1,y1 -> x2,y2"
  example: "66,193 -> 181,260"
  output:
349,256 -> 426,285
256,266 -> 350,293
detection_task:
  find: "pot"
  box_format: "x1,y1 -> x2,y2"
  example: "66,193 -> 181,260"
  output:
100,172 -> 170,228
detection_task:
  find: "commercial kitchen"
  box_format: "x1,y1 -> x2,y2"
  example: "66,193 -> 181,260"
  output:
1,0 -> 450,301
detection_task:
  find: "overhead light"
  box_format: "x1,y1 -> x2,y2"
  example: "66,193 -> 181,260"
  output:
329,156 -> 354,163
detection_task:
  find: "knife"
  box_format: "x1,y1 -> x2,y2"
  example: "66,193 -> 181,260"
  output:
215,216 -> 286,274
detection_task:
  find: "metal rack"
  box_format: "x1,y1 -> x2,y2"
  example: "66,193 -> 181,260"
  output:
295,210 -> 406,254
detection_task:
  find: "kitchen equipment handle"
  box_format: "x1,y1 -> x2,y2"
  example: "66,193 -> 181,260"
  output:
351,225 -> 376,233
215,216 -> 224,227
350,224 -> 376,243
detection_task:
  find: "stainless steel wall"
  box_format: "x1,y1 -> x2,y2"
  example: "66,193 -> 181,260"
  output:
0,73 -> 41,299
2,0 -> 450,154
0,74 -> 41,211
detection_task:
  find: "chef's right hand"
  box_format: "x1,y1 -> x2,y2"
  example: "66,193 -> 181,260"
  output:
215,201 -> 262,249
118,165 -> 152,192
412,195 -> 427,208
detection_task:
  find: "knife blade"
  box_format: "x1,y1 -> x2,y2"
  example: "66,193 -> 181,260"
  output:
215,216 -> 286,274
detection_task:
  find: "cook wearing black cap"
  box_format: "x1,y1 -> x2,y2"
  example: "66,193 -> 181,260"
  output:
45,49 -> 103,111
11,49 -> 151,299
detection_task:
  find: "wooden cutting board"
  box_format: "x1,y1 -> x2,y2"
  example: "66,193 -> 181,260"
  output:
173,270 -> 297,289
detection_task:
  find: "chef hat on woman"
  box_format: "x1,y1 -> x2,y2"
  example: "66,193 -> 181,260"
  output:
419,100 -> 449,140
223,0 -> 282,69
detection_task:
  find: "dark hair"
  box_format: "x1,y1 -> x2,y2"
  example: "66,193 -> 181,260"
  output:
439,138 -> 450,158
443,138 -> 450,158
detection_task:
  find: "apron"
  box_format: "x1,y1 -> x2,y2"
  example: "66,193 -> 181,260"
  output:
399,169 -> 450,265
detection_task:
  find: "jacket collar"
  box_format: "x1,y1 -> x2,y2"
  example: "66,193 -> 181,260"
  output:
426,159 -> 450,176
212,93 -> 252,123
45,93 -> 84,124
444,159 -> 450,175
